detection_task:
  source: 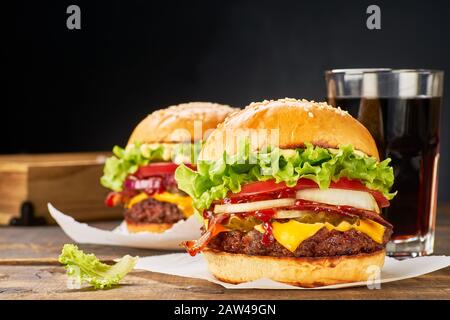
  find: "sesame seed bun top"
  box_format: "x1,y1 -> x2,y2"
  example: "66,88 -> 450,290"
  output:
127,102 -> 238,146
200,98 -> 380,161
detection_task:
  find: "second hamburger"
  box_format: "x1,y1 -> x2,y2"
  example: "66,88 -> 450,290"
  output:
101,102 -> 237,233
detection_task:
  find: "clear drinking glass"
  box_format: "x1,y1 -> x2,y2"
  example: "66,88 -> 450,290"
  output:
325,69 -> 444,257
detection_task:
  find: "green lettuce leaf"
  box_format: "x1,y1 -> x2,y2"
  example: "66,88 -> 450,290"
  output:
175,143 -> 396,213
100,142 -> 165,191
59,244 -> 138,290
100,142 -> 203,191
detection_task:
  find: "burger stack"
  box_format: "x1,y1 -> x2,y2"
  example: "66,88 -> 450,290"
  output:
100,102 -> 237,233
175,98 -> 395,287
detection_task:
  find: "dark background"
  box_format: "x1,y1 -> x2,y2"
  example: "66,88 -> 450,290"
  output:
4,0 -> 450,201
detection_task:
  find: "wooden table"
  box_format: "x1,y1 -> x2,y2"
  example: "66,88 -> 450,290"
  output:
1,206 -> 449,300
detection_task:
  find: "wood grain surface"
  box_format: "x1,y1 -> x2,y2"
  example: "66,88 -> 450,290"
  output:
0,152 -> 122,224
0,208 -> 449,300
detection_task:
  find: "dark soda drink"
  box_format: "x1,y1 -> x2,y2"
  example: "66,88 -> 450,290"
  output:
326,69 -> 443,256
328,96 -> 441,242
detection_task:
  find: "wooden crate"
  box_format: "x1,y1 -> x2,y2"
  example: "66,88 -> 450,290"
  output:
0,152 -> 122,225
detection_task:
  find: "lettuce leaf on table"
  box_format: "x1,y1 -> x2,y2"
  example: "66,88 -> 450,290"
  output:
59,244 -> 138,290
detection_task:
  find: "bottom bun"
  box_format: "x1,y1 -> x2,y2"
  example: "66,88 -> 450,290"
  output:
126,221 -> 173,233
203,249 -> 385,287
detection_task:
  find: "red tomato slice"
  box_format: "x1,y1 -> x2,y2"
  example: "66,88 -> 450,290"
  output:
134,162 -> 195,179
232,180 -> 289,196
134,162 -> 179,178
228,178 -> 390,208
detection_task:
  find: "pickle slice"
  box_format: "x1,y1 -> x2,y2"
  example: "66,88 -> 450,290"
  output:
275,210 -> 358,226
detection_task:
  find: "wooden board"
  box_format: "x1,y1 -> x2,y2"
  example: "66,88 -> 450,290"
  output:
0,153 -> 122,224
0,207 -> 449,299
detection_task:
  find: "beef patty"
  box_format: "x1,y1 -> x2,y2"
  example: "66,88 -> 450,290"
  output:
207,227 -> 392,257
125,198 -> 184,224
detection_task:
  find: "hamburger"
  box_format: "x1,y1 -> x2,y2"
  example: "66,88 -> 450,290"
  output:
175,98 -> 395,287
100,102 -> 237,233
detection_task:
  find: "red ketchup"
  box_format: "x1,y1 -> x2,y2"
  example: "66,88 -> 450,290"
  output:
202,210 -> 214,220
254,209 -> 276,246
261,222 -> 273,246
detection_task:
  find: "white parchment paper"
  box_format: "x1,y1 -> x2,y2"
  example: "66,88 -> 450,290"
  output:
48,203 -> 450,289
48,203 -> 202,250
135,253 -> 450,289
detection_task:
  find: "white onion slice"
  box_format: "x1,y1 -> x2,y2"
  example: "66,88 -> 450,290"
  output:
214,198 -> 295,214
274,210 -> 310,219
296,188 -> 380,213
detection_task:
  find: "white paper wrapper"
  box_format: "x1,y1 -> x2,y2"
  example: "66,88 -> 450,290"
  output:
48,203 -> 202,250
135,253 -> 450,289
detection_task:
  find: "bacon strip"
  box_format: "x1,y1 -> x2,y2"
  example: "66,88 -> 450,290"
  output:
291,199 -> 393,228
105,190 -> 139,207
182,214 -> 229,256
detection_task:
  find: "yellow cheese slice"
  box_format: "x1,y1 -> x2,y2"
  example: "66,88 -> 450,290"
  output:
262,219 -> 385,253
152,192 -> 194,218
325,221 -> 353,232
126,192 -> 149,209
272,221 -> 324,252
353,219 -> 385,244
